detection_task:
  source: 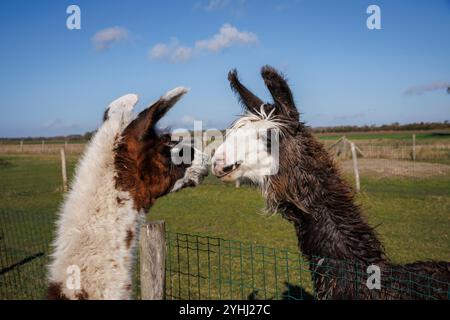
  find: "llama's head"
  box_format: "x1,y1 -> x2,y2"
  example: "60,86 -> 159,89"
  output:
212,66 -> 300,185
114,87 -> 208,211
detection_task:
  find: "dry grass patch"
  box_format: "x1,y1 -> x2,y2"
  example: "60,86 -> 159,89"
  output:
339,158 -> 450,178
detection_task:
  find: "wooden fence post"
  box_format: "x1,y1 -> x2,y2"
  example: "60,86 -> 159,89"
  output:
20,140 -> 23,153
412,133 -> 416,161
343,136 -> 348,159
140,221 -> 166,300
350,142 -> 360,192
60,148 -> 68,192
41,140 -> 45,153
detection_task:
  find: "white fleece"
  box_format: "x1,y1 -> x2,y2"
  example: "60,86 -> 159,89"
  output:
48,94 -> 140,300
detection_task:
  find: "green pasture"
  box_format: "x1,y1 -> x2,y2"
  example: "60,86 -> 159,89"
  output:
0,154 -> 449,299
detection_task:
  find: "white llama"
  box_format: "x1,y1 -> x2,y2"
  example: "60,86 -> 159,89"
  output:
48,88 -> 208,300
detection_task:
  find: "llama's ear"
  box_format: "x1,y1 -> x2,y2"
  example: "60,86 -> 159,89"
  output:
261,65 -> 299,120
147,87 -> 189,125
124,87 -> 189,140
103,94 -> 139,122
228,69 -> 263,113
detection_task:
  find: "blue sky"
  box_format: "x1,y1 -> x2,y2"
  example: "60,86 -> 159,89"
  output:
0,0 -> 449,137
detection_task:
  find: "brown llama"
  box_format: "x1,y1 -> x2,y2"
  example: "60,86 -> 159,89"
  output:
211,66 -> 450,300
48,88 -> 208,300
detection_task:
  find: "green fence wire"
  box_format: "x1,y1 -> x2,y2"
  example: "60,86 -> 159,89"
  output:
164,232 -> 450,300
1,218 -> 449,300
0,209 -> 53,299
165,231 -> 313,300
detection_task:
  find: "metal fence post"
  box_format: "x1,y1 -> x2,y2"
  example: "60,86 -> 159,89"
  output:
140,220 -> 166,300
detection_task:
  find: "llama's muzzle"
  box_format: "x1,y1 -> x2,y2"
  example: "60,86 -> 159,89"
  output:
212,160 -> 242,180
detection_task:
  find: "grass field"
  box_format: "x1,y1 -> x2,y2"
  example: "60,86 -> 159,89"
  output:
0,151 -> 449,299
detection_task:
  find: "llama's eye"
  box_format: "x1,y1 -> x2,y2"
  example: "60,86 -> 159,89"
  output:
166,141 -> 176,148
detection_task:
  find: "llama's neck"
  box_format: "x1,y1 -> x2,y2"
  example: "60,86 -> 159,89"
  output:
48,120 -> 141,300
266,131 -> 385,265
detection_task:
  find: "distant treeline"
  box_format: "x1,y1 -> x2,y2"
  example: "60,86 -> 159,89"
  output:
312,121 -> 450,134
1,121 -> 450,141
0,133 -> 92,143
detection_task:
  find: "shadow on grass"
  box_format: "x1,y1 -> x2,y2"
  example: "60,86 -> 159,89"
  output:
0,252 -> 45,275
247,282 -> 314,300
0,158 -> 13,168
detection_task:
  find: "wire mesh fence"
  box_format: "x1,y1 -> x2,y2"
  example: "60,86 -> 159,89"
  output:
164,232 -> 450,300
165,232 -> 313,300
0,210 -> 53,299
1,218 -> 450,300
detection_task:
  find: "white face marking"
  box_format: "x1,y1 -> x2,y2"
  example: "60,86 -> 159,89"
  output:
212,110 -> 282,184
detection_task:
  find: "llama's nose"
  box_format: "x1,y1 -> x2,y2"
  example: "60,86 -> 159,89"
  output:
213,162 -> 233,177
212,155 -> 231,176
213,159 -> 243,178
212,160 -> 223,176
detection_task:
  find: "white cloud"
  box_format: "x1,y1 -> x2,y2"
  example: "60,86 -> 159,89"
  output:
92,26 -> 129,51
149,43 -> 170,59
148,38 -> 193,63
195,0 -> 248,16
195,23 -> 258,53
149,38 -> 180,59
204,0 -> 230,11
404,81 -> 450,95
158,115 -> 202,130
171,46 -> 194,63
181,115 -> 197,124
41,119 -> 81,132
149,24 -> 258,63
